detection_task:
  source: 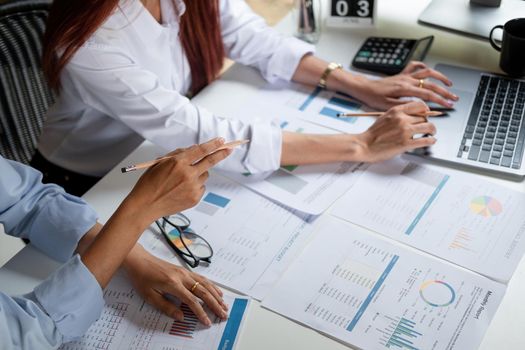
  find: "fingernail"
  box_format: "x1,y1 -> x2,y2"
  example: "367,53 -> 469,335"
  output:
452,94 -> 459,101
205,317 -> 212,326
221,312 -> 228,319
218,137 -> 225,143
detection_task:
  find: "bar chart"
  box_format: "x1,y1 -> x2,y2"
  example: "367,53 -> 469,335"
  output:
381,316 -> 423,349
169,303 -> 199,338
298,87 -> 361,124
195,192 -> 231,216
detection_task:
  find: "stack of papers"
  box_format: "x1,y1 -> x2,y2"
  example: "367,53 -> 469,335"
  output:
263,217 -> 505,350
331,157 -> 525,282
139,82 -> 525,350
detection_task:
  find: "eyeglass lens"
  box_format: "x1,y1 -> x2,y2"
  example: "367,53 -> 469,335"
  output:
166,227 -> 213,259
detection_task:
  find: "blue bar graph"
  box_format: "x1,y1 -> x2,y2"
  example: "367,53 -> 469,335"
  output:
405,175 -> 450,235
328,96 -> 361,110
299,87 -> 322,111
347,255 -> 399,331
385,317 -> 422,349
203,192 -> 231,208
218,298 -> 249,350
319,107 -> 357,124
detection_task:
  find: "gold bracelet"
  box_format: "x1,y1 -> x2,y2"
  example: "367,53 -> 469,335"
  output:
318,62 -> 343,89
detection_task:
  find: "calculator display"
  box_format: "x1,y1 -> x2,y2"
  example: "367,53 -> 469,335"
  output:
411,36 -> 434,61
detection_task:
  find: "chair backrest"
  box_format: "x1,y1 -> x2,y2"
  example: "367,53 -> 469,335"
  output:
0,0 -> 53,164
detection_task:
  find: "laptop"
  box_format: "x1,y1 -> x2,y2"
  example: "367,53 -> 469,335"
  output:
411,63 -> 525,180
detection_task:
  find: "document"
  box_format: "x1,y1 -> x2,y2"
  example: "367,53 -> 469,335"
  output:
60,273 -> 249,350
262,217 -> 505,350
225,112 -> 364,215
331,157 -> 525,282
139,173 -> 315,300
253,81 -> 376,134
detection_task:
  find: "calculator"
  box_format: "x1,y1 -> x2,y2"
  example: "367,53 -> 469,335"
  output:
352,36 -> 434,75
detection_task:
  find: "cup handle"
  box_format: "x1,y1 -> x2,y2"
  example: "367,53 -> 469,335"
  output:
489,25 -> 504,51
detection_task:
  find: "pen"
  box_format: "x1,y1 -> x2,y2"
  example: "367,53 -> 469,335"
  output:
336,111 -> 444,118
121,139 -> 250,173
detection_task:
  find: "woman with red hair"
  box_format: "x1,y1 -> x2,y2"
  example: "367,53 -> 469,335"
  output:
34,0 -> 457,195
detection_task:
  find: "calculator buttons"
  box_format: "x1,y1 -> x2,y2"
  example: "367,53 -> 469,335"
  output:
358,51 -> 372,57
353,36 -> 433,75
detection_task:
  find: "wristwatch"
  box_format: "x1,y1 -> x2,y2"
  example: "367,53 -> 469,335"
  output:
318,62 -> 343,89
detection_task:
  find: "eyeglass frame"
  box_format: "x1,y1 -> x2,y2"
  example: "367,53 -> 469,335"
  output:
154,213 -> 213,268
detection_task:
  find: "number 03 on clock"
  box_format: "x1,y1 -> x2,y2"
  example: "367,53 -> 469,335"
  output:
327,0 -> 376,27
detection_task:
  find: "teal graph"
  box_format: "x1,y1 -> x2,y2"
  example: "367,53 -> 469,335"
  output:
380,316 -> 422,350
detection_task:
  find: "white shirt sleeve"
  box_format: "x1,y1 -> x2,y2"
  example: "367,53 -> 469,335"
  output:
220,0 -> 316,83
64,45 -> 282,174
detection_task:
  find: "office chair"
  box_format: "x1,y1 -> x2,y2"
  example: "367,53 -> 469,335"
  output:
0,0 -> 53,164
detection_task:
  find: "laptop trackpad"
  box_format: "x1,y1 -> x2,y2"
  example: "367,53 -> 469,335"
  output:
427,88 -> 474,132
415,88 -> 474,157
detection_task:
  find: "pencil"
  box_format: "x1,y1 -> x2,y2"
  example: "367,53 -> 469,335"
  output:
336,111 -> 444,118
121,140 -> 250,173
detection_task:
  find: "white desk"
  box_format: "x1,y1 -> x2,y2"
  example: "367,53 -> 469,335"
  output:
1,0 -> 524,349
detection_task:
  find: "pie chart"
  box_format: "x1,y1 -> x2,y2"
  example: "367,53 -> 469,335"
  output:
419,280 -> 456,307
469,196 -> 503,217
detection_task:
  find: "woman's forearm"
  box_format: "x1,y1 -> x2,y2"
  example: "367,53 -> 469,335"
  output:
281,132 -> 367,165
76,222 -> 147,274
80,197 -> 152,288
291,54 -> 364,96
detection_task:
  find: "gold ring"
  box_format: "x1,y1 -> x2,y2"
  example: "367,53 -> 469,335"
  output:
191,282 -> 200,293
418,79 -> 425,89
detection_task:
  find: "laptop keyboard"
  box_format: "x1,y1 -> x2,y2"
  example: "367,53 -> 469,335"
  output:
458,75 -> 525,169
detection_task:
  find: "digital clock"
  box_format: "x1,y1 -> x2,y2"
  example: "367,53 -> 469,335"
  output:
326,0 -> 376,27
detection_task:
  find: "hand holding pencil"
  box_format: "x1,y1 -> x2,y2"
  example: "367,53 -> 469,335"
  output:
354,101 -> 438,163
127,138 -> 235,221
122,139 -> 249,173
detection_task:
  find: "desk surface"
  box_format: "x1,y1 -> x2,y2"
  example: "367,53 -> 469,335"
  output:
1,0 -> 525,349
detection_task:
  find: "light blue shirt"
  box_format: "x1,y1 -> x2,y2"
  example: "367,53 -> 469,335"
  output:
0,156 -> 104,349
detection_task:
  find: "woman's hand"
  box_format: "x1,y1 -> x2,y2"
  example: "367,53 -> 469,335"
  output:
125,138 -> 232,223
81,138 -> 232,289
355,101 -> 437,162
123,245 -> 228,327
348,61 -> 459,110
293,56 -> 458,111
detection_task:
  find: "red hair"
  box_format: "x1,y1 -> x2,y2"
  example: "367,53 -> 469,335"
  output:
42,0 -> 225,95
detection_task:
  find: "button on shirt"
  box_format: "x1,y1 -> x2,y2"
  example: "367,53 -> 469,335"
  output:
38,0 -> 314,177
0,156 -> 103,349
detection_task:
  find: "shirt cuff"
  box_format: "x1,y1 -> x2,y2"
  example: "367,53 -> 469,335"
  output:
215,119 -> 283,175
243,120 -> 283,174
264,36 -> 315,83
29,193 -> 98,263
33,255 -> 104,342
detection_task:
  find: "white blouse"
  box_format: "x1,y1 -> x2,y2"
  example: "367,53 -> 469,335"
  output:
38,0 -> 314,177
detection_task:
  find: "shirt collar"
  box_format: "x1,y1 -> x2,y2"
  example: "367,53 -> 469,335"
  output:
103,0 -> 186,32
160,0 -> 186,25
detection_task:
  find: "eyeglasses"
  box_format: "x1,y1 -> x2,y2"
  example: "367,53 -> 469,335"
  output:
155,213 -> 213,268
